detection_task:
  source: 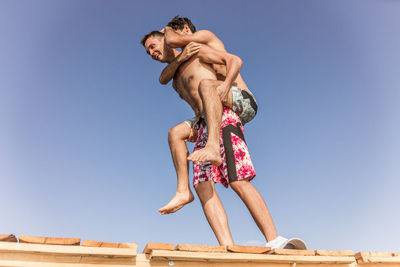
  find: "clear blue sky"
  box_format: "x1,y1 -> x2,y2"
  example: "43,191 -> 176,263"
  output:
1,0 -> 399,253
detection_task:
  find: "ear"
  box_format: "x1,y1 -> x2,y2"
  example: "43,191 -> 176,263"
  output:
183,24 -> 190,33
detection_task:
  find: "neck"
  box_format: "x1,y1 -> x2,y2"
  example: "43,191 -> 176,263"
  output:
166,49 -> 181,63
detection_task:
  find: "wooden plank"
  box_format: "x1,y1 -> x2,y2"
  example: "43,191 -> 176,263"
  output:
0,242 -> 137,257
82,240 -> 116,248
142,242 -> 175,254
149,249 -> 356,264
81,240 -> 137,249
0,235 -> 17,242
315,250 -> 354,256
118,243 -> 137,249
0,260 -> 135,267
267,248 -> 315,256
176,244 -> 227,253
0,251 -> 136,265
357,256 -> 400,264
355,252 -> 400,264
356,252 -> 394,258
18,235 -> 80,246
355,252 -> 393,260
227,245 -> 270,254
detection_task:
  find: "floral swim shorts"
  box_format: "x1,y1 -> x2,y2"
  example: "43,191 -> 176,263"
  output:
193,108 -> 256,188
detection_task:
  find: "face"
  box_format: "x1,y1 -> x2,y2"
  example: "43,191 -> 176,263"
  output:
144,35 -> 165,62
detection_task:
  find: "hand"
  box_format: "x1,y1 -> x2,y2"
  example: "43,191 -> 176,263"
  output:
177,42 -> 201,63
185,125 -> 198,143
160,26 -> 172,34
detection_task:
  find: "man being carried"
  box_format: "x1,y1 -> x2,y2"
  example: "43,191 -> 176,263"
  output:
141,26 -> 306,249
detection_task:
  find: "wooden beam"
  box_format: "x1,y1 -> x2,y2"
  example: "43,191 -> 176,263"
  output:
0,235 -> 17,242
18,235 -> 80,246
0,242 -> 137,257
176,244 -> 227,253
149,249 -> 356,264
142,242 -> 175,254
227,245 -> 270,254
355,252 -> 400,264
267,248 -> 316,256
81,240 -> 137,249
315,250 -> 354,256
355,252 -> 393,259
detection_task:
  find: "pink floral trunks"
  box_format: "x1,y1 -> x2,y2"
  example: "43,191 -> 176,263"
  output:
193,108 -> 256,188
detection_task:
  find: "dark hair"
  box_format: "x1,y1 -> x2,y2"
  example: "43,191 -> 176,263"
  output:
167,16 -> 197,33
140,31 -> 164,47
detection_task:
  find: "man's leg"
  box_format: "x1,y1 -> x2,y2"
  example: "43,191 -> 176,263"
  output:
159,122 -> 194,214
187,79 -> 232,166
230,180 -> 278,242
195,181 -> 234,246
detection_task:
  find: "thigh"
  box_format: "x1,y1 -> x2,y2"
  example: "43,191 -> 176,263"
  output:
219,109 -> 256,184
170,121 -> 191,140
200,79 -> 233,109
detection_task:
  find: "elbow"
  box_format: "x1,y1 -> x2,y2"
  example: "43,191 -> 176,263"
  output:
227,54 -> 242,70
234,55 -> 243,69
165,35 -> 186,48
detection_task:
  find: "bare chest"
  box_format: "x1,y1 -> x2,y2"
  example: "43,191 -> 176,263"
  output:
175,58 -> 201,88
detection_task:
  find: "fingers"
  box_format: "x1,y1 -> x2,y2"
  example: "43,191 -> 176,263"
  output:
186,48 -> 200,57
185,42 -> 201,51
180,46 -> 200,62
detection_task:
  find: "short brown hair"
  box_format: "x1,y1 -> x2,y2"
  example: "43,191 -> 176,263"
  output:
167,16 -> 197,33
140,31 -> 164,47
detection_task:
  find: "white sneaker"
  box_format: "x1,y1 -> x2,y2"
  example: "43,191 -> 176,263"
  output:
266,236 -> 288,249
266,236 -> 307,250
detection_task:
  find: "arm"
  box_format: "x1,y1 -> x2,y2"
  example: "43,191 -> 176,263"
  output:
164,27 -> 215,48
197,45 -> 243,99
159,42 -> 201,85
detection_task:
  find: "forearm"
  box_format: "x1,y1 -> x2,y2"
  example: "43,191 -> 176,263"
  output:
159,55 -> 183,84
164,28 -> 211,48
164,29 -> 188,48
223,55 -> 242,88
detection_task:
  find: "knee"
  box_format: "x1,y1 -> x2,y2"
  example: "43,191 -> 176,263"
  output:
195,181 -> 215,204
230,180 -> 249,196
168,125 -> 182,144
168,123 -> 191,144
198,79 -> 215,95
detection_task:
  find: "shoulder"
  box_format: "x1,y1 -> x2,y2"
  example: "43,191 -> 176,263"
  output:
195,30 -> 217,40
196,30 -> 225,51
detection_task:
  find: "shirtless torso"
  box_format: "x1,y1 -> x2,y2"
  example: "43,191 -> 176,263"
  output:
172,53 -> 217,118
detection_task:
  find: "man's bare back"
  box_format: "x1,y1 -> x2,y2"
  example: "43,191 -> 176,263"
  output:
163,27 -> 249,91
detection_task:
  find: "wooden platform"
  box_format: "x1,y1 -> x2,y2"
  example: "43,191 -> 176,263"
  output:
0,234 -> 398,266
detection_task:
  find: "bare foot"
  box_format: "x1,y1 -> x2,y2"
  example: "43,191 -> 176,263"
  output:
187,146 -> 222,166
158,191 -> 195,215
